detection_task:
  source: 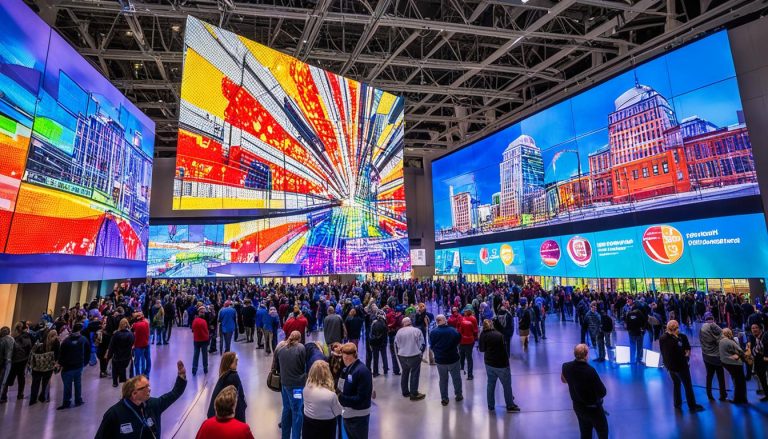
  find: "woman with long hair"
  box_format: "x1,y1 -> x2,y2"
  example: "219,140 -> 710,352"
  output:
302,361 -> 343,439
29,329 -> 60,405
207,352 -> 247,422
106,318 -> 134,388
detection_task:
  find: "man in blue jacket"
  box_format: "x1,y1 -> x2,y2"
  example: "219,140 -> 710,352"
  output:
339,343 -> 372,439
218,301 -> 237,353
255,302 -> 268,349
429,314 -> 463,406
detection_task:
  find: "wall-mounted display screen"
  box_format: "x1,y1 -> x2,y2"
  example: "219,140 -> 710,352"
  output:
0,0 -> 154,283
435,213 -> 768,279
432,31 -> 758,242
168,16 -> 409,275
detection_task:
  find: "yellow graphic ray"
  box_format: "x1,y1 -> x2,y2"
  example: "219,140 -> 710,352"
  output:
180,48 -> 229,120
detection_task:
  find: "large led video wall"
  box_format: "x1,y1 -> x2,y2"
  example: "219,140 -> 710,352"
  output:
436,213 -> 768,279
168,16 -> 409,274
433,31 -> 757,242
0,0 -> 154,283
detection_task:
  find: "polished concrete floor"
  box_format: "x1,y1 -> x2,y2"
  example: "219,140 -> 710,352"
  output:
1,316 -> 766,439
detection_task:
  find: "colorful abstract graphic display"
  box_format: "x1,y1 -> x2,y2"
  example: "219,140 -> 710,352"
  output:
435,213 -> 768,279
0,0 -> 154,262
170,16 -> 409,274
149,209 -> 409,277
433,31 -> 759,242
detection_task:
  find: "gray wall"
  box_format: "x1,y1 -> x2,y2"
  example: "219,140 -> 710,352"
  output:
730,19 -> 768,227
404,162 -> 436,278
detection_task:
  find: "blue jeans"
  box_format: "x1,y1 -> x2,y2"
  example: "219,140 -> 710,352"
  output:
134,346 -> 151,375
153,327 -> 164,344
486,365 -> 515,409
280,386 -> 303,439
629,334 -> 643,364
192,341 -> 209,374
221,331 -> 234,353
61,367 -> 83,406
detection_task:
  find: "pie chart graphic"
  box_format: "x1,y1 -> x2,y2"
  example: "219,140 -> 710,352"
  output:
479,247 -> 490,264
566,236 -> 592,267
642,225 -> 684,264
500,244 -> 514,266
539,240 -> 561,267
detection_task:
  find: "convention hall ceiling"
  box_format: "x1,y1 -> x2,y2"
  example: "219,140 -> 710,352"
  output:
26,0 -> 768,158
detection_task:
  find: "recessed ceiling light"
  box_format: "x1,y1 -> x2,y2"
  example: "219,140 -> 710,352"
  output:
125,30 -> 133,37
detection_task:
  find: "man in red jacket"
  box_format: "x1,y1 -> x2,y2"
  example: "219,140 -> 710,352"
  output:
447,307 -> 463,329
191,306 -> 210,375
282,308 -> 308,344
132,313 -> 151,376
458,308 -> 478,380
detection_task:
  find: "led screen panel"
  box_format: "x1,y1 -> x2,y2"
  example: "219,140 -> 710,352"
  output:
0,0 -> 154,282
432,31 -> 758,242
435,213 -> 768,279
169,16 -> 409,274
149,212 -> 409,277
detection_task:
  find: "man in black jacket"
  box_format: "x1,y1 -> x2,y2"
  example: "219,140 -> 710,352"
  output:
479,319 -> 520,413
95,360 -> 187,439
56,323 -> 90,410
748,323 -> 768,402
659,320 -> 704,412
624,305 -> 647,365
561,344 -> 608,439
339,343 -> 373,439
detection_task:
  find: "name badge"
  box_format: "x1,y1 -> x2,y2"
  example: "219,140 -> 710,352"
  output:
293,388 -> 303,400
120,423 -> 134,434
347,375 -> 353,383
337,378 -> 345,391
146,417 -> 154,427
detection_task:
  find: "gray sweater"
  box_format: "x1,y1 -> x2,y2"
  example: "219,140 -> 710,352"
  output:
699,323 -> 723,364
718,337 -> 744,366
0,335 -> 13,363
276,342 -> 307,387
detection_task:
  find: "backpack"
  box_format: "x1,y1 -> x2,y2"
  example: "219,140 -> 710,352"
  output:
29,343 -> 56,372
370,319 -> 387,343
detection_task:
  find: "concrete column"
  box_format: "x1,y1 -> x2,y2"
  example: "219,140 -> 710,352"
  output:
47,283 -> 58,316
70,281 -> 82,308
0,284 -> 19,328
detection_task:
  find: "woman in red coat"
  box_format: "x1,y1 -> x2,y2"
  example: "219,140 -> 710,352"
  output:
196,385 -> 254,439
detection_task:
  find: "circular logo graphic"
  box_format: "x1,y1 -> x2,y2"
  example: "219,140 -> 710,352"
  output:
500,244 -> 515,266
479,247 -> 490,264
642,225 -> 684,265
566,236 -> 592,267
539,240 -> 561,267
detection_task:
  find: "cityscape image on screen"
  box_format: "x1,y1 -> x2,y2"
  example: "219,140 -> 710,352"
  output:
166,17 -> 409,275
0,0 -> 154,261
432,31 -> 756,243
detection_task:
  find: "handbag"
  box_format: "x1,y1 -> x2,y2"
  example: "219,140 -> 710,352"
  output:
266,351 -> 281,392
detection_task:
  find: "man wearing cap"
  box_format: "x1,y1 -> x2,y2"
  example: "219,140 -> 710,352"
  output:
394,317 -> 426,400
699,312 -> 726,401
218,301 -> 237,353
458,307 -> 478,380
430,314 -> 463,406
191,306 -> 210,375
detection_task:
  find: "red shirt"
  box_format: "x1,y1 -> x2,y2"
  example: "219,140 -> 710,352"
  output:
458,316 -> 478,345
192,316 -> 210,342
133,318 -> 150,348
195,417 -> 254,439
282,315 -> 308,336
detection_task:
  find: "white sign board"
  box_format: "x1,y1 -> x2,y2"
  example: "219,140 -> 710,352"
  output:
410,248 -> 427,266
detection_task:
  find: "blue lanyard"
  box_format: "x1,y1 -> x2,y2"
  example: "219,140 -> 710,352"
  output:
122,400 -> 156,438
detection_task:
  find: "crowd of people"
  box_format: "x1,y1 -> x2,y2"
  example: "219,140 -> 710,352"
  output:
0,278 -> 766,438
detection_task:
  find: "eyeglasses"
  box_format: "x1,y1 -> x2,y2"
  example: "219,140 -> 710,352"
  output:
135,385 -> 150,392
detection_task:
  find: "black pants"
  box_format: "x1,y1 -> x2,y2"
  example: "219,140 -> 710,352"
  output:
724,363 -> 747,403
303,415 -> 337,439
1,361 -> 27,399
399,355 -> 422,396
704,361 -> 727,399
29,370 -> 53,404
459,344 -> 474,377
574,406 -> 608,439
343,415 -> 369,439
164,320 -> 173,343
669,367 -> 698,408
754,360 -> 768,396
387,334 -> 400,374
112,360 -> 129,387
371,344 -> 388,374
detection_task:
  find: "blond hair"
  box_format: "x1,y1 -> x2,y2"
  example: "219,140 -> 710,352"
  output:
122,375 -> 147,399
118,318 -> 130,331
306,360 -> 335,392
214,385 -> 238,419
